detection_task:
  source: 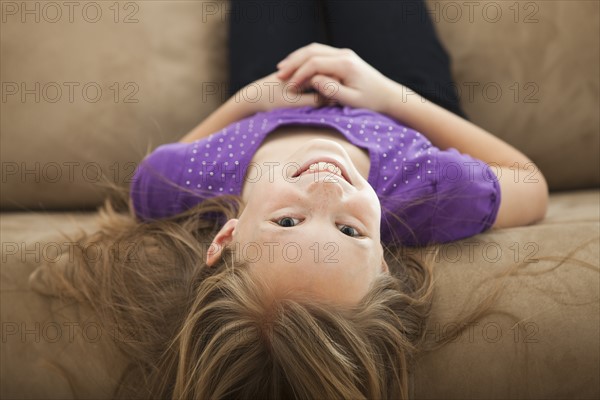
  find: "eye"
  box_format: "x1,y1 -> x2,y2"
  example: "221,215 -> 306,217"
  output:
337,224 -> 361,237
274,217 -> 363,238
275,216 -> 300,227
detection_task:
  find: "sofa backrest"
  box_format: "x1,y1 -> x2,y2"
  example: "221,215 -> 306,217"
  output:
1,0 -> 598,210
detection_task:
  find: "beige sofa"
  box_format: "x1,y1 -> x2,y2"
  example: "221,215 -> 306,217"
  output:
1,1 -> 598,398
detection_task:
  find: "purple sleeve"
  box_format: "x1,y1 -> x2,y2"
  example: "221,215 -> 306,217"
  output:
379,147 -> 501,246
428,147 -> 501,244
130,142 -> 191,220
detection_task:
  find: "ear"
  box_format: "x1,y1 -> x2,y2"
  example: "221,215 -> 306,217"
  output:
379,243 -> 389,273
206,219 -> 239,267
381,258 -> 389,273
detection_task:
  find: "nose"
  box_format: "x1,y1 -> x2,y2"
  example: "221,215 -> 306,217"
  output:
305,173 -> 344,199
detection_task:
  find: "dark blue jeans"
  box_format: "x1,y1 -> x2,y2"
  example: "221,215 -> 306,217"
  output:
228,0 -> 468,119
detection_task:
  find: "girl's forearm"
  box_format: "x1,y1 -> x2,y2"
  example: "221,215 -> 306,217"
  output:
384,82 -> 549,227
383,82 -> 534,169
179,95 -> 257,143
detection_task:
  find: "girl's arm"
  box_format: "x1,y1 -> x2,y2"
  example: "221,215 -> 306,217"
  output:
383,84 -> 549,229
179,94 -> 257,143
276,43 -> 549,229
179,72 -> 329,143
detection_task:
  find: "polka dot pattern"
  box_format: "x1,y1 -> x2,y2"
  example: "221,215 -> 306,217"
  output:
181,106 -> 439,196
131,106 -> 501,246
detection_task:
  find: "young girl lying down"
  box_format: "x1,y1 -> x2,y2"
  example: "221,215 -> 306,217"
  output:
134,45 -> 548,301
112,42 -> 547,398
31,30 -> 550,400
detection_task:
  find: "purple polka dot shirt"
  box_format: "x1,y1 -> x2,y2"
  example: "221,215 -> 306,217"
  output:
131,106 -> 501,246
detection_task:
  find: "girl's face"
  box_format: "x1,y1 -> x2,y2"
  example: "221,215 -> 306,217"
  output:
209,138 -> 387,305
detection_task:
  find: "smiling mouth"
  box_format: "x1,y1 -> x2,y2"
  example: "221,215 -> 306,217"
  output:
293,160 -> 351,184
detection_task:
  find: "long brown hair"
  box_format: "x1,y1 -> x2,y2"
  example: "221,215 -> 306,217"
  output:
33,188 -> 435,399
31,189 -> 597,399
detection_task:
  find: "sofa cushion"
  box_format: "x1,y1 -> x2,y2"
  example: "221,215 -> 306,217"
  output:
411,189 -> 600,399
1,0 -> 228,210
0,214 -> 127,399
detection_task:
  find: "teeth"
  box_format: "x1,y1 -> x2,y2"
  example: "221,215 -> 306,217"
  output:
308,161 -> 342,176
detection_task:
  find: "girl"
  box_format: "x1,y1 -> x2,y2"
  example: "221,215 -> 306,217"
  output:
131,56 -> 548,306
36,1 -> 549,398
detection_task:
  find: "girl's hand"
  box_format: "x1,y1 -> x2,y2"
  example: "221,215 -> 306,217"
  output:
236,72 -> 334,113
275,43 -> 399,114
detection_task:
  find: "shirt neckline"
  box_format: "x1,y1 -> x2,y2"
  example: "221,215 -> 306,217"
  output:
243,110 -> 381,193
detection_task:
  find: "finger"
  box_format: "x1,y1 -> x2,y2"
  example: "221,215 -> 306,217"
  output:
277,43 -> 347,79
286,56 -> 351,89
279,90 -> 329,109
277,51 -> 340,81
277,42 -> 341,68
309,74 -> 360,107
